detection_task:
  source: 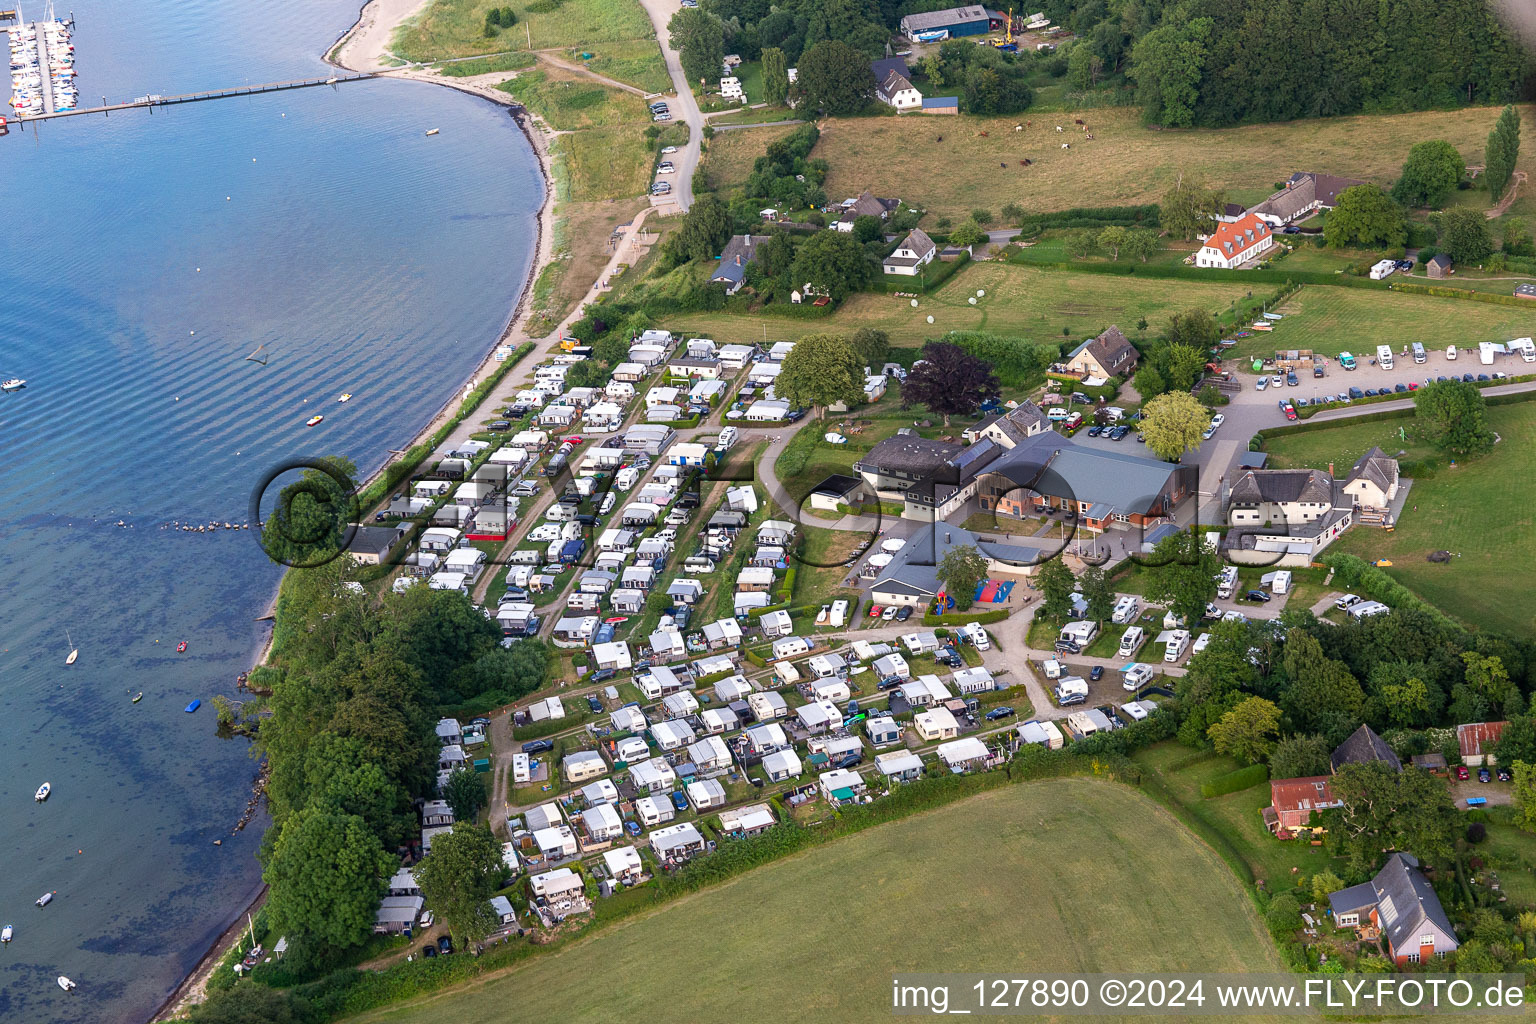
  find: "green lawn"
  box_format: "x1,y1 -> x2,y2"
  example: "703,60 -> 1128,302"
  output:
1133,743 -> 1342,887
1261,416 -> 1437,472
661,261 -> 1257,348
351,779 -> 1281,1024
1226,285 -> 1536,362
498,68 -> 650,130
1264,400 -> 1536,635
566,38 -> 670,94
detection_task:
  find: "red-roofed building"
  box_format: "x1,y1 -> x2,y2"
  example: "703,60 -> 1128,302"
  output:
1457,721 -> 1507,766
1196,212 -> 1275,269
1263,775 -> 1343,837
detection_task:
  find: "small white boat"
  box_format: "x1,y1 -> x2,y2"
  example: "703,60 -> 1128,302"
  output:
325,76 -> 337,85
337,392 -> 352,403
1,924 -> 12,943
35,782 -> 50,802
36,891 -> 53,907
1,378 -> 26,392
65,629 -> 77,665
425,128 -> 439,136
57,976 -> 75,991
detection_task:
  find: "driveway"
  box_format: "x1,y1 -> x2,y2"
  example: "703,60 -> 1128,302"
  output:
636,0 -> 702,212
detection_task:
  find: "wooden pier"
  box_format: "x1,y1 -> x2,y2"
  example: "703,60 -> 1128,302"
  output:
7,71 -> 377,126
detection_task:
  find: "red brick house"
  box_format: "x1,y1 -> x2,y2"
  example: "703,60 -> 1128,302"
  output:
1328,854 -> 1459,965
1263,775 -> 1343,837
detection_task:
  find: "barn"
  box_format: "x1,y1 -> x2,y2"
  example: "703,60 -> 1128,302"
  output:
899,5 -> 990,41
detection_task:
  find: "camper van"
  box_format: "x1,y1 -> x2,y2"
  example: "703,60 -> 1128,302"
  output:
1411,342 -> 1426,364
1111,595 -> 1139,625
963,622 -> 991,651
1513,338 -> 1536,363
1215,567 -> 1239,600
1338,352 -> 1357,371
1163,629 -> 1191,663
1118,626 -> 1145,658
1054,677 -> 1089,706
1059,621 -> 1098,648
1376,345 -> 1394,370
829,599 -> 849,628
1121,662 -> 1155,691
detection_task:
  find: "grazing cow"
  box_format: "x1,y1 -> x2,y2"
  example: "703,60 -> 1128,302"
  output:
1061,142 -> 1070,149
1055,125 -> 1063,132
1001,162 -> 1007,168
1013,124 -> 1023,132
1074,118 -> 1084,124
1085,133 -> 1093,140
979,131 -> 989,137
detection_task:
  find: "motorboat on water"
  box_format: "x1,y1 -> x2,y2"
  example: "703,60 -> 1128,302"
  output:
185,699 -> 201,713
36,892 -> 53,908
132,692 -> 143,703
1,924 -> 12,943
425,128 -> 439,136
176,640 -> 188,652
57,976 -> 75,991
35,782 -> 50,802
306,414 -> 324,426
337,393 -> 352,402
1,378 -> 26,392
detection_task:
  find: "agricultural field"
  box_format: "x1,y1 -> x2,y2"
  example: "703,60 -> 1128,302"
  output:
394,0 -> 658,61
700,123 -> 799,193
1264,400 -> 1536,635
660,261 -> 1256,348
813,105 -> 1536,223
1227,285 -> 1536,362
352,779 -> 1282,1024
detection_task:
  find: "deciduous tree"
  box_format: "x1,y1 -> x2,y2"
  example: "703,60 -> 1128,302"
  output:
1122,228 -> 1159,262
797,40 -> 875,115
1391,140 -> 1466,208
1078,565 -> 1114,623
670,8 -> 727,85
1269,734 -> 1332,779
443,767 -> 486,822
665,194 -> 734,263
1143,527 -> 1220,630
1098,225 -> 1128,259
262,809 -> 394,959
1036,559 -> 1077,622
937,544 -> 990,611
1512,761 -> 1536,833
761,46 -> 789,106
848,327 -> 889,367
1439,206 -> 1494,264
1324,185 -> 1406,249
1139,390 -> 1207,461
789,229 -> 874,300
901,342 -> 1000,425
1208,696 -> 1282,764
949,219 -> 987,248
1484,105 -> 1522,202
414,822 -> 504,946
1160,174 -> 1223,241
1329,762 -> 1460,872
1413,379 -> 1495,456
774,332 -> 864,414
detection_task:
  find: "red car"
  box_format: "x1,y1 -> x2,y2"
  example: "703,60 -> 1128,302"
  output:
1407,381 -> 1420,391
868,604 -> 884,618
1283,404 -> 1298,421
1456,765 -> 1470,780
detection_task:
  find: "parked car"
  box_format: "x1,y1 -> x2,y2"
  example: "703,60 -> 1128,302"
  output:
1478,766 -> 1492,783
868,604 -> 883,618
656,161 -> 675,174
1086,424 -> 1102,436
833,752 -> 863,769
1313,364 -> 1325,378
1089,666 -> 1103,681
671,790 -> 689,811
1283,404 -> 1297,421
984,706 -> 1016,721
586,695 -> 603,713
1396,259 -> 1414,271
1270,375 -> 1283,388
1255,376 -> 1269,391
1245,589 -> 1271,602
877,675 -> 904,690
438,936 -> 453,955
1394,383 -> 1408,393
1456,765 -> 1470,780
882,605 -> 899,621
1054,639 -> 1081,655
1462,373 -> 1475,382
422,944 -> 437,958
1498,768 -> 1512,782
1348,386 -> 1364,399
1287,372 -> 1299,386
1477,373 -> 1490,381
1334,594 -> 1360,609
521,738 -> 554,754
895,606 -> 913,622
625,820 -> 641,837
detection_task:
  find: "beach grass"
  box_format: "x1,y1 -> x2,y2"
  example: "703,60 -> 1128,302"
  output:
394,0 -> 659,62
348,779 -> 1280,1024
498,67 -> 651,131
812,104 -> 1536,222
564,38 -> 670,94
1262,399 -> 1536,635
1224,285 -> 1536,361
549,124 -> 653,202
658,261 -> 1256,347
432,51 -> 536,77
528,195 -> 649,336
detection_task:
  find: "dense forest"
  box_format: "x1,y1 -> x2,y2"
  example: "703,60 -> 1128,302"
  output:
697,0 -> 1529,125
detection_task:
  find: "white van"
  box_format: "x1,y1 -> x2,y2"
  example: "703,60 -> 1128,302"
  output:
829,599 -> 849,628
1163,629 -> 1191,663
1215,566 -> 1239,600
1055,677 -> 1089,706
964,622 -> 991,650
1412,342 -> 1426,364
1376,345 -> 1394,370
1111,595 -> 1139,624
1446,345 -> 1458,361
1121,663 -> 1155,691
1118,626 -> 1145,658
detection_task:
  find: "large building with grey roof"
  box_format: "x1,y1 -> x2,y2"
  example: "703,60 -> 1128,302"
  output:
869,523 -> 1039,607
1328,853 -> 1458,965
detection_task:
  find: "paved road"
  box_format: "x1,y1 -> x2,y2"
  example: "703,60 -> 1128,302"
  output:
636,0 -> 702,213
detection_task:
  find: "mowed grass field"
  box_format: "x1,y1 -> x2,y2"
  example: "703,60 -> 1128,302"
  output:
814,105 -> 1536,222
662,261 -> 1256,347
351,780 -> 1281,1024
498,67 -> 650,131
394,0 -> 658,61
1264,400 -> 1536,635
1227,285 -> 1536,361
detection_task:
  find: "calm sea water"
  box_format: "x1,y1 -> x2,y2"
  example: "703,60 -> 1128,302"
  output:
0,2 -> 543,1020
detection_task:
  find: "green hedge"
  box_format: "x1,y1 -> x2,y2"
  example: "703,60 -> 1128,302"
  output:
1200,763 -> 1269,799
1005,253 -> 1392,291
1014,204 -> 1160,239
873,252 -> 972,295
1320,553 -> 1457,630
921,608 -> 1012,627
1293,372 -> 1536,419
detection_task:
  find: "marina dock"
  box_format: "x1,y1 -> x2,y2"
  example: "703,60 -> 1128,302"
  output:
6,71 -> 377,126
7,4 -> 75,119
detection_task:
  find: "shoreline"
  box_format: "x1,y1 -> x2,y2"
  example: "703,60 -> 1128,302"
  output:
159,1 -> 560,1014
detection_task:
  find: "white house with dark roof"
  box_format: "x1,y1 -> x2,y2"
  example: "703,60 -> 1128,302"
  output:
1248,172 -> 1365,227
1062,325 -> 1139,379
883,228 -> 937,275
1341,446 -> 1400,509
835,189 -> 901,232
972,400 -> 1047,448
875,64 -> 923,110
